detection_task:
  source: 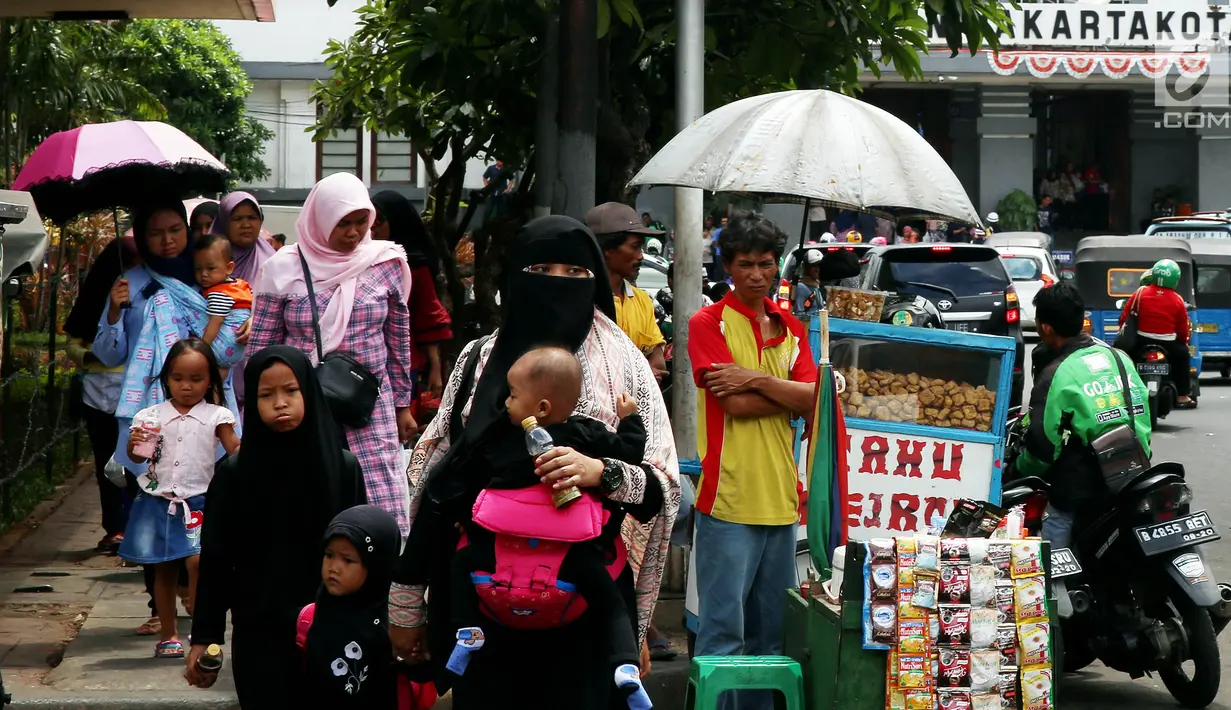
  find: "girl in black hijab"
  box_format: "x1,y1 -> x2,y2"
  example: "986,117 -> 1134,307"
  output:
392,216 -> 678,710
187,346 -> 366,707
300,505 -> 436,708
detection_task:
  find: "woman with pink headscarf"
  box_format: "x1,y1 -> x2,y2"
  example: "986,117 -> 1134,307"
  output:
246,173 -> 417,534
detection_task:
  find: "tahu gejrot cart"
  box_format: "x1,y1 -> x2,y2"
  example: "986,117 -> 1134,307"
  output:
825,317 -> 1017,540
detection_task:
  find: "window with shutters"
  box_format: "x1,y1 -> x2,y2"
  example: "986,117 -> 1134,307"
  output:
371,131 -> 416,184
315,127 -> 362,181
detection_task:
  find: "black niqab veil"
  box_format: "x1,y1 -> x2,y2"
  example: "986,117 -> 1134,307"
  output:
427,215 -> 614,506
371,190 -> 438,273
304,505 -> 402,705
238,346 -> 348,539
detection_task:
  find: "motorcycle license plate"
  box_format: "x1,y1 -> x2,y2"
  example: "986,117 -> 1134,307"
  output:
1199,323 -> 1220,334
1137,363 -> 1170,375
1134,510 -> 1221,556
1050,548 -> 1083,579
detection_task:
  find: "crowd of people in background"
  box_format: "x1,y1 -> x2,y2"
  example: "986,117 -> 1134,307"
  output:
1037,159 -> 1109,232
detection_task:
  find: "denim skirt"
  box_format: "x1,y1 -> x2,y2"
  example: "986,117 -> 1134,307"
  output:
118,493 -> 206,564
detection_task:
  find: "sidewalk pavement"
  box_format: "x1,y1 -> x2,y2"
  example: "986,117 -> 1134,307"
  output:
0,467 -> 691,709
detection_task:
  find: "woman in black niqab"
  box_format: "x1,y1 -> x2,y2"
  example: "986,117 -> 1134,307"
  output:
397,216 -> 640,708
188,346 -> 365,709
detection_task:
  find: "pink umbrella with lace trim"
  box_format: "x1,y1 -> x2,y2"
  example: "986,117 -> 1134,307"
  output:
14,121 -> 230,224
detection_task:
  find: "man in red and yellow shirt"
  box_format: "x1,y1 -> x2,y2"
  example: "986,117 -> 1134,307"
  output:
688,212 -> 817,708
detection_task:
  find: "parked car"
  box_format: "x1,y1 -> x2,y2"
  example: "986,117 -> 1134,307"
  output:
861,243 -> 1025,408
991,245 -> 1058,331
635,254 -> 670,299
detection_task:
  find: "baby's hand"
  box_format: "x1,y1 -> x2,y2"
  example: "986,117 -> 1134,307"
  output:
616,392 -> 638,419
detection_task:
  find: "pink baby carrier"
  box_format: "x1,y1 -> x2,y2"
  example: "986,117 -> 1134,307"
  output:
462,484 -> 627,630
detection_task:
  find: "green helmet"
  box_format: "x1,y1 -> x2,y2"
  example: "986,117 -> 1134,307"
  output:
1139,270 -> 1156,287
1152,259 -> 1181,289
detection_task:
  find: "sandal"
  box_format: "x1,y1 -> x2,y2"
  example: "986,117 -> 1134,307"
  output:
136,617 -> 161,636
155,640 -> 185,659
96,533 -> 123,553
648,637 -> 678,661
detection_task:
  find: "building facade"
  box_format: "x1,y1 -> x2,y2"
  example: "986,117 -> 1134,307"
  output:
214,0 -> 491,207
640,0 -> 1231,236
859,0 -> 1231,232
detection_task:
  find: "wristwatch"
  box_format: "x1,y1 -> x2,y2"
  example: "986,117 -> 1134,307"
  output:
599,459 -> 625,493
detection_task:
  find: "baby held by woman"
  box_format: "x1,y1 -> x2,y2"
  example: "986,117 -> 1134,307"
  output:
448,346 -> 652,710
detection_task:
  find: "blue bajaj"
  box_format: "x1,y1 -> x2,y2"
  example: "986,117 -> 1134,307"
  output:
1189,239 -> 1231,377
1074,236 -> 1201,419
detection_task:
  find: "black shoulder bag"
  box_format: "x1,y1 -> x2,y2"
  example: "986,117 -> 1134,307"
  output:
1091,346 -> 1152,493
298,248 -> 381,429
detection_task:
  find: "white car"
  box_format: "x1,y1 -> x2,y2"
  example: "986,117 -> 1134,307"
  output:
635,255 -> 670,299
993,245 -> 1058,330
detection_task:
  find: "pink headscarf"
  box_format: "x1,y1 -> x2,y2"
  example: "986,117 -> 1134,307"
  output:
255,173 -> 412,354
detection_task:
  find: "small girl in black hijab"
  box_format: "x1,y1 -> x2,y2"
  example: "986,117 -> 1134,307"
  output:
298,505 -> 438,709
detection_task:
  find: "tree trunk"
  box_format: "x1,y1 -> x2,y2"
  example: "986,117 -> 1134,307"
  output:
556,0 -> 597,220
534,14 -> 560,218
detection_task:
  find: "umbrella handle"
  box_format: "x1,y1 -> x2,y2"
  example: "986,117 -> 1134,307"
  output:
833,371 -> 846,394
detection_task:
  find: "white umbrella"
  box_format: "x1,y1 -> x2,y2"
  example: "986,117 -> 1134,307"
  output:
628,89 -> 982,225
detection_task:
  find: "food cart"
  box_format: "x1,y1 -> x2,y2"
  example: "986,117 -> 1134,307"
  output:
826,318 -> 1016,539
682,312 -> 1017,648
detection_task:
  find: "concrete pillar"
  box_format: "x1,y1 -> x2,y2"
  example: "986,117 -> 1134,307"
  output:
1196,117 -> 1231,212
948,87 -> 981,208
976,88 -> 1036,219
1129,88 -> 1197,231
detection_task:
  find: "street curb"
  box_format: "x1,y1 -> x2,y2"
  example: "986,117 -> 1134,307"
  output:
6,690 -> 239,709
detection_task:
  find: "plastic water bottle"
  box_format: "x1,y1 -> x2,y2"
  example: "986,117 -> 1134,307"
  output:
197,644 -> 223,673
522,416 -> 581,508
131,411 -> 161,461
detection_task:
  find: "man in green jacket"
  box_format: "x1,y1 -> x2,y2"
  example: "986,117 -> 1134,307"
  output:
1016,282 -> 1152,548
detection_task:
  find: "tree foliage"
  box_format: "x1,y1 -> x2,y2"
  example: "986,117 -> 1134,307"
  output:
111,21 -> 273,184
0,19 -> 272,187
314,0 -> 1012,330
0,20 -> 162,184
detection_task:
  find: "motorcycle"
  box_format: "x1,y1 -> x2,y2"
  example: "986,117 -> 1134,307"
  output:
1001,409 -> 1231,708
1135,343 -> 1176,430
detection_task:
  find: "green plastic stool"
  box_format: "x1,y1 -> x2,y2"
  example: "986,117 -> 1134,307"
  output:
685,656 -> 805,710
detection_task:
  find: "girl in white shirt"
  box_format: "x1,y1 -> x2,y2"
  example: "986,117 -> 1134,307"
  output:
120,338 -> 240,659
